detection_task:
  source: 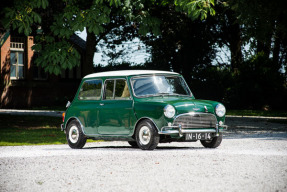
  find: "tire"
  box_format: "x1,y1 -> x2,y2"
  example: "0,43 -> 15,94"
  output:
128,141 -> 138,148
200,133 -> 222,148
135,120 -> 159,150
66,120 -> 87,149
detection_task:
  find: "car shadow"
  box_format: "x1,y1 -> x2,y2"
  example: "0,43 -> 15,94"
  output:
82,145 -> 207,151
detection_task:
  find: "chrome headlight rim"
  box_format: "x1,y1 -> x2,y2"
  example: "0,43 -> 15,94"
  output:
215,104 -> 226,117
164,104 -> 176,118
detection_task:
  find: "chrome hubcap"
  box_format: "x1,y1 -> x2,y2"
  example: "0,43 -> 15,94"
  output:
69,126 -> 79,144
139,126 -> 151,145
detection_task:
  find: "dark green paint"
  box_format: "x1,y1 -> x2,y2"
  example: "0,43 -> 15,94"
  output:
63,73 -> 226,141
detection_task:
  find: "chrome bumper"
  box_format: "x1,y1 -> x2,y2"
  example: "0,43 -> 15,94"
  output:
159,124 -> 228,137
61,124 -> 64,131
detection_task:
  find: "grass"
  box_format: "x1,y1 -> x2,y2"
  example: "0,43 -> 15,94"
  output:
227,110 -> 287,117
1,109 -> 286,146
0,114 -> 66,146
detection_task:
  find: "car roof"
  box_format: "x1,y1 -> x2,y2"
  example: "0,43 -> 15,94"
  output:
84,70 -> 179,79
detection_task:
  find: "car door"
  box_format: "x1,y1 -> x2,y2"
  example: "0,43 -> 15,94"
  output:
98,78 -> 136,135
75,79 -> 102,135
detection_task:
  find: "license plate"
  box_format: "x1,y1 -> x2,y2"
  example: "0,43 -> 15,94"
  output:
185,133 -> 212,140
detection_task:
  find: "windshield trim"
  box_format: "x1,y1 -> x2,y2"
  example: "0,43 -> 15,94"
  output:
130,74 -> 193,98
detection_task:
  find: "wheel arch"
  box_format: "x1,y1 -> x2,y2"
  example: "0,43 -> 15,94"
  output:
65,117 -> 86,135
132,117 -> 159,137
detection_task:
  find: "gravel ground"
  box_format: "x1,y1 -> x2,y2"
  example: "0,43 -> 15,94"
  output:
0,117 -> 287,192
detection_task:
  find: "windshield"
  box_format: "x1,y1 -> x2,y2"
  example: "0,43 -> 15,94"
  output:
131,75 -> 192,97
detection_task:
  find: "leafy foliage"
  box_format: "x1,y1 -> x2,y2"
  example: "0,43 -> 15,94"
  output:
142,4 -> 218,84
1,0 -> 216,75
2,0 -> 287,110
224,0 -> 287,69
3,0 -> 48,35
32,39 -> 81,75
175,0 -> 216,20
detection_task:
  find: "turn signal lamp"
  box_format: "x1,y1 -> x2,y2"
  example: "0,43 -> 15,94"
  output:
62,112 -> 65,122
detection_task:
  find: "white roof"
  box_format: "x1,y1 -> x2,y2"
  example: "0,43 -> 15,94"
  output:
84,70 -> 179,79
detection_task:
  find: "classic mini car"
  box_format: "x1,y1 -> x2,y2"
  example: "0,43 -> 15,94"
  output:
61,70 -> 227,150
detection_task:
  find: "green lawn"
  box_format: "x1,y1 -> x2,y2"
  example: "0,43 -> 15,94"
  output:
0,115 -> 66,146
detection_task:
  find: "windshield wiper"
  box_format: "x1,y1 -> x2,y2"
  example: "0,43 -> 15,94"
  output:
140,93 -> 188,97
157,93 -> 179,97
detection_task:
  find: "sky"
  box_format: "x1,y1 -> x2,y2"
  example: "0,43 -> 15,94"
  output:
77,28 -> 230,67
76,28 -> 151,66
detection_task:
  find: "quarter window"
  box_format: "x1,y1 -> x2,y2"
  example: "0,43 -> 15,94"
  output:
78,79 -> 102,100
104,79 -> 130,100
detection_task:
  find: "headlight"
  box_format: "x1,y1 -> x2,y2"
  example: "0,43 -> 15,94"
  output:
215,104 -> 226,117
164,105 -> 175,118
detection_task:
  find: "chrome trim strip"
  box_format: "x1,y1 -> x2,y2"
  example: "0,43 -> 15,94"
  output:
173,112 -> 217,120
159,128 -> 226,135
84,134 -> 131,137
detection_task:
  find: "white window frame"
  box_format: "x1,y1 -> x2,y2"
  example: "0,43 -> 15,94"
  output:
10,50 -> 25,80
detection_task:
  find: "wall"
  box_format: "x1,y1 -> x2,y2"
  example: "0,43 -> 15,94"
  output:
1,35 -> 82,109
0,35 -> 11,106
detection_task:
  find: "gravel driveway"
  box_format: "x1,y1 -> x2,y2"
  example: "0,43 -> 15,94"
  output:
0,117 -> 287,192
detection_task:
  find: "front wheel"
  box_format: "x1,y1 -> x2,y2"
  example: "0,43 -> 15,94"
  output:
136,120 -> 159,150
66,120 -> 87,149
200,133 -> 222,148
128,141 -> 138,148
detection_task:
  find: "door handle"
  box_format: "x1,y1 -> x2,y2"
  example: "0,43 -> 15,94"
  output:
100,103 -> 104,106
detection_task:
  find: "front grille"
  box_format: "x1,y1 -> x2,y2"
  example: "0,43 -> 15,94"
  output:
173,113 -> 217,128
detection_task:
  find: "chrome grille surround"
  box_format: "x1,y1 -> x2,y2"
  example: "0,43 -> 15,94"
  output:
173,112 -> 217,129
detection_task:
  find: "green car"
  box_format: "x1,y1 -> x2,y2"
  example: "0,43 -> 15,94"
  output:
61,70 -> 227,150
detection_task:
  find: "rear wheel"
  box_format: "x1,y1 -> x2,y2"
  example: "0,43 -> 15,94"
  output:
200,134 -> 222,148
136,120 -> 159,150
66,120 -> 87,149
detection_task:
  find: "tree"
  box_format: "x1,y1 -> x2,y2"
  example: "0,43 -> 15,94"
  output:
213,0 -> 287,109
226,0 -> 287,71
142,4 -> 218,83
212,5 -> 242,72
1,0 -> 216,76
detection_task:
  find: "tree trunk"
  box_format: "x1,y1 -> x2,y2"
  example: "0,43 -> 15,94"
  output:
256,19 -> 274,58
273,30 -> 281,66
83,28 -> 97,76
273,14 -> 284,67
227,18 -> 242,73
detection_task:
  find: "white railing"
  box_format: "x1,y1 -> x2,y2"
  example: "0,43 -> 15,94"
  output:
10,42 -> 24,50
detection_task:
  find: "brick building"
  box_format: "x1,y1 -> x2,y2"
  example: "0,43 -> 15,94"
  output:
0,32 -> 86,108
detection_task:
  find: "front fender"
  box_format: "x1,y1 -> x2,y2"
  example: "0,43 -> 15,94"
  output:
133,102 -> 169,132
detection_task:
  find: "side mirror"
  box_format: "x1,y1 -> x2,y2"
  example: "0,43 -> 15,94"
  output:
66,101 -> 71,108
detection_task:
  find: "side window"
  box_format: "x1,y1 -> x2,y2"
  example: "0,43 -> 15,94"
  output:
105,80 -> 114,100
104,79 -> 131,100
78,79 -> 102,100
115,80 -> 130,99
